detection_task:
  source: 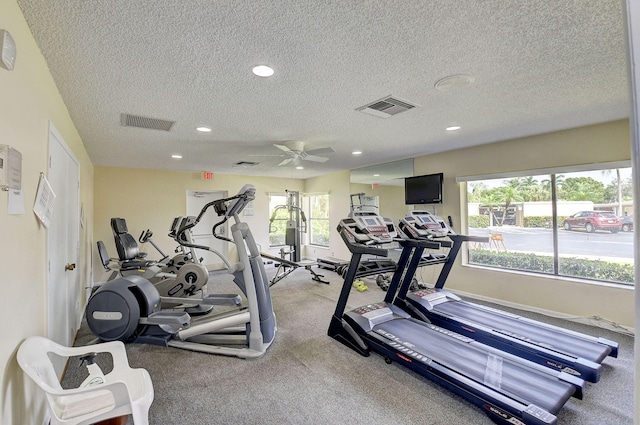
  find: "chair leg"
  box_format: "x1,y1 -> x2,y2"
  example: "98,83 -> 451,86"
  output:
131,407 -> 150,425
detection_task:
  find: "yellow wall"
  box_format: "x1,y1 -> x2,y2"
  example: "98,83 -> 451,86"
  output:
0,0 -> 94,423
413,119 -> 633,327
93,168 -> 355,282
93,167 -> 305,282
349,182 -> 411,221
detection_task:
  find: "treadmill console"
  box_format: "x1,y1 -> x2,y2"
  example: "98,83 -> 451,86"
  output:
399,210 -> 451,239
338,211 -> 398,245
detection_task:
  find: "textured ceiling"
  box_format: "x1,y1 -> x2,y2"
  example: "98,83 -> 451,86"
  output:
16,0 -> 629,182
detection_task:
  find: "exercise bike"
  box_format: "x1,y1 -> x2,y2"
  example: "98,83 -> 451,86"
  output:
99,216 -> 212,313
86,184 -> 277,359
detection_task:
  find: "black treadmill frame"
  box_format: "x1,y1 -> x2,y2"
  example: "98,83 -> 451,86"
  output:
328,227 -> 581,425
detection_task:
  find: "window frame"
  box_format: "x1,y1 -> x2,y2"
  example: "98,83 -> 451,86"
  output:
268,193 -> 288,247
305,192 -> 330,247
458,160 -> 634,286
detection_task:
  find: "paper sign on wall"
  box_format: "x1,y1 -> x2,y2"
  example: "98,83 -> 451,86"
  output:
33,173 -> 56,228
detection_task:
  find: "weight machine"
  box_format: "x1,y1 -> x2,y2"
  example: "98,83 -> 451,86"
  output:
265,190 -> 329,286
269,190 -> 305,262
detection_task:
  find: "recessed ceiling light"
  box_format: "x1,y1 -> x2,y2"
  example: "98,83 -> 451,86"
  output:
252,65 -> 274,77
352,151 -> 362,155
296,166 -> 304,170
171,154 -> 182,159
446,126 -> 461,131
196,126 -> 211,132
373,174 -> 380,177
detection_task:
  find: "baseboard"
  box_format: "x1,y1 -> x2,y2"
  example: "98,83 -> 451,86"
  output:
444,287 -> 635,336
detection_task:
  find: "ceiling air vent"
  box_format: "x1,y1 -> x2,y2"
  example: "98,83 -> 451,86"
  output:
120,113 -> 176,131
356,95 -> 419,118
234,161 -> 260,167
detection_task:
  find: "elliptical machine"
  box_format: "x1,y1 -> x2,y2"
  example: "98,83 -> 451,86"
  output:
86,184 -> 277,359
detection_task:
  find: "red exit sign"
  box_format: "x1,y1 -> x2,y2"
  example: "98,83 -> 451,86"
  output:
202,171 -> 214,181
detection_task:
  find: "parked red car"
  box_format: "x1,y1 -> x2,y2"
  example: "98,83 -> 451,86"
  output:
563,211 -> 621,233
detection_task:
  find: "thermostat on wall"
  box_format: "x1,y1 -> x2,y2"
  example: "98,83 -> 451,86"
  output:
0,144 -> 22,190
0,30 -> 16,71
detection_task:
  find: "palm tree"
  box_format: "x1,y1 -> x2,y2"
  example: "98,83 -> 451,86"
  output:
495,186 -> 524,226
601,169 -> 623,215
479,191 -> 503,227
542,174 -> 565,198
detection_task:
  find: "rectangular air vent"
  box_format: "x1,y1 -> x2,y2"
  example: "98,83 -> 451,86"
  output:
120,113 -> 176,131
356,95 -> 419,118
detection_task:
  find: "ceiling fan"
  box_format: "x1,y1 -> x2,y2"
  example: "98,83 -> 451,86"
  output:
267,141 -> 335,166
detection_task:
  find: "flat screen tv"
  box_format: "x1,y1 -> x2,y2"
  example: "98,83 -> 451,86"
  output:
404,173 -> 443,205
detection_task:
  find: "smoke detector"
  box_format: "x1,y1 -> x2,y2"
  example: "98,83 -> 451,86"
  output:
435,75 -> 475,92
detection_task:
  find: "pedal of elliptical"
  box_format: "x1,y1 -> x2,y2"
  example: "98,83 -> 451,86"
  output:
202,293 -> 242,306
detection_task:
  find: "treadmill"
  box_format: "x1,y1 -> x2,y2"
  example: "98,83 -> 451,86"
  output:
394,210 -> 618,383
329,215 -> 584,425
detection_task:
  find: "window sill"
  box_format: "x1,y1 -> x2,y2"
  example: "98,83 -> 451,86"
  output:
462,262 -> 635,290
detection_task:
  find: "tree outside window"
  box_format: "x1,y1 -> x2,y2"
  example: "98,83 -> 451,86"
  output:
308,194 -> 329,246
466,167 -> 634,285
269,194 -> 287,246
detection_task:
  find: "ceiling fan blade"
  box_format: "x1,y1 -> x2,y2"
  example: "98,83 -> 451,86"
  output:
302,155 -> 329,163
305,147 -> 335,156
278,158 -> 294,166
274,144 -> 294,153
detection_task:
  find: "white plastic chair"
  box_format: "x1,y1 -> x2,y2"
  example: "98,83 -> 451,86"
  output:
17,336 -> 154,425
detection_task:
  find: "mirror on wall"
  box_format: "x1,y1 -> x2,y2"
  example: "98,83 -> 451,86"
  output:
350,158 -> 414,187
349,158 -> 414,219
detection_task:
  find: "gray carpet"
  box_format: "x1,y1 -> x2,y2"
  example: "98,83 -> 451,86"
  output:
65,265 -> 634,425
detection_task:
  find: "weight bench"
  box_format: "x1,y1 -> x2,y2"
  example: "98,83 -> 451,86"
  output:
260,252 -> 330,286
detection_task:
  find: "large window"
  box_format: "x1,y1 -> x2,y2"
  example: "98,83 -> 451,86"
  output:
464,164 -> 634,285
307,193 -> 330,247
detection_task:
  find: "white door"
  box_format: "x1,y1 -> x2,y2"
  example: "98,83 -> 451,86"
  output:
186,191 -> 228,266
47,123 -> 80,377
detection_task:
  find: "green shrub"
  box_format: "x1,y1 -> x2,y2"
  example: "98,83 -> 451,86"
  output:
470,215 -> 569,229
468,249 -> 634,284
523,216 -> 552,228
468,215 -> 490,228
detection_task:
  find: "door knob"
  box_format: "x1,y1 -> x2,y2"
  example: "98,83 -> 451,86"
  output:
65,263 -> 76,271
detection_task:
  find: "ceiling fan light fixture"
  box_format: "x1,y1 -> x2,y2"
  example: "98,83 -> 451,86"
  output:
252,65 -> 274,77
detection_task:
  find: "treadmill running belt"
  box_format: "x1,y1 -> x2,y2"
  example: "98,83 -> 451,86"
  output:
375,318 -> 575,414
434,301 -> 611,362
